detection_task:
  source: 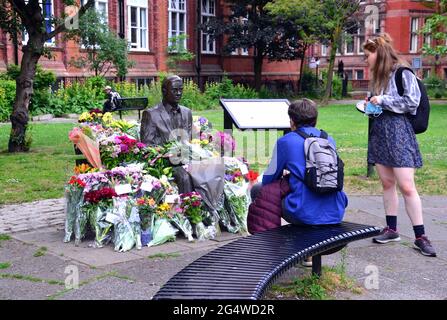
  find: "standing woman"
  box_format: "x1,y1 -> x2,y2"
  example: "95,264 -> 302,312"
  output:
363,34 -> 436,257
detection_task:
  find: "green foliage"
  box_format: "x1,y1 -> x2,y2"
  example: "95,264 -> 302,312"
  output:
300,69 -> 323,98
420,1 -> 447,59
69,9 -> 133,77
0,64 -> 58,117
46,78 -> 104,116
0,80 -> 16,122
423,75 -> 446,99
320,70 -> 343,99
167,34 -> 195,72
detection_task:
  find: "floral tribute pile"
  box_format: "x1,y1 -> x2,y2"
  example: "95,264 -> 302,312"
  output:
64,110 -> 260,252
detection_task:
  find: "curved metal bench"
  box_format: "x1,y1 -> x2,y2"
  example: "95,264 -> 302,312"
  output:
153,221 -> 381,300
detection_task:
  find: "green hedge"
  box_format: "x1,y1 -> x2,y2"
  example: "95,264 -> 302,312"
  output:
0,80 -> 16,122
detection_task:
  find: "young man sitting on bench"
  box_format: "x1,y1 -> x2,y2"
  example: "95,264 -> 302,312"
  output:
249,99 -> 348,266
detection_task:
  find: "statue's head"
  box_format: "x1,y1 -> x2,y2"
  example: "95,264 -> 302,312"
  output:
162,75 -> 183,107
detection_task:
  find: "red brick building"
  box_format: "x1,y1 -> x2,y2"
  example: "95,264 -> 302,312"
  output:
312,0 -> 446,93
0,0 -> 445,90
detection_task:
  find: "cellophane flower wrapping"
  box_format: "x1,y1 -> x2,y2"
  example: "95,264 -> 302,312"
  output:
88,205 -> 114,248
63,187 -> 84,244
223,157 -> 251,233
193,220 -> 217,241
148,216 -> 177,247
215,193 -> 240,234
169,209 -> 194,242
111,197 -> 142,252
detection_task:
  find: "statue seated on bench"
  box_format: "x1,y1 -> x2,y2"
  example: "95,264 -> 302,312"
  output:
139,75 -> 194,194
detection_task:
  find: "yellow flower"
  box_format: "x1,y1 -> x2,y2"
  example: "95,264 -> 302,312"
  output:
201,139 -> 209,145
102,112 -> 113,125
191,139 -> 201,145
147,198 -> 156,206
79,112 -> 93,122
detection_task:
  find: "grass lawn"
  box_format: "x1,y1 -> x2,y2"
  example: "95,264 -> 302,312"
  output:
0,104 -> 446,205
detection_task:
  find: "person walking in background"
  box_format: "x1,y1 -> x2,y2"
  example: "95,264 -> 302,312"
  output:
363,33 -> 436,257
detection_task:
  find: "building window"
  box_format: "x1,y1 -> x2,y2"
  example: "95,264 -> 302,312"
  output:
345,70 -> 353,80
169,0 -> 187,50
22,0 -> 54,45
356,70 -> 364,80
135,77 -> 155,89
81,0 -> 108,23
321,44 -> 328,57
410,17 -> 419,53
345,37 -> 354,55
201,0 -> 216,54
422,69 -> 430,79
357,25 -> 365,55
424,18 -> 431,47
231,15 -> 249,56
128,0 -> 148,51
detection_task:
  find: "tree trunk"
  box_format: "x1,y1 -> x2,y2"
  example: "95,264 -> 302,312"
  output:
253,53 -> 264,92
322,27 -> 341,105
297,44 -> 308,93
8,37 -> 43,152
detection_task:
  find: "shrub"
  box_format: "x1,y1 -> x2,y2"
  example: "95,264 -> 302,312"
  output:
423,75 -> 446,99
0,80 -> 16,122
181,80 -> 210,110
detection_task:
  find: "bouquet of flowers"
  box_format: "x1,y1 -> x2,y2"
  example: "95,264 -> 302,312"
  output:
100,134 -> 146,169
78,109 -> 105,124
136,196 -> 157,245
63,176 -> 86,244
110,197 -> 142,252
215,193 -> 240,234
108,164 -> 145,195
142,143 -> 174,178
82,187 -> 117,248
212,131 -> 236,156
74,163 -> 98,175
169,206 -> 194,242
138,174 -> 166,202
136,196 -> 156,230
78,171 -> 110,193
180,192 -> 217,241
192,116 -> 212,135
223,157 -> 251,233
180,192 -> 204,224
148,203 -> 177,247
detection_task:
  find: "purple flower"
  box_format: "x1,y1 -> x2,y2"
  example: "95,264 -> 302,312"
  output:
225,174 -> 233,181
199,117 -> 207,125
137,142 -> 146,149
120,144 -> 129,153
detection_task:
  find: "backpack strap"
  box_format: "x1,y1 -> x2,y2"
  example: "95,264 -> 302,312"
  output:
296,129 -> 328,140
395,66 -> 415,96
319,129 -> 328,139
295,129 -> 310,139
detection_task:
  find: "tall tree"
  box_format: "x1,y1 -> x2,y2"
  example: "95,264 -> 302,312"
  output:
266,0 -> 323,93
0,0 -> 94,152
202,0 -> 302,92
68,8 -> 133,77
421,0 -> 447,76
267,0 -> 361,103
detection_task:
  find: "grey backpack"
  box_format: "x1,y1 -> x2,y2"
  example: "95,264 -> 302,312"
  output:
296,129 -> 344,194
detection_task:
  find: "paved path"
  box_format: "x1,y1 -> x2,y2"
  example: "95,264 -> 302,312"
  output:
0,195 -> 446,300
